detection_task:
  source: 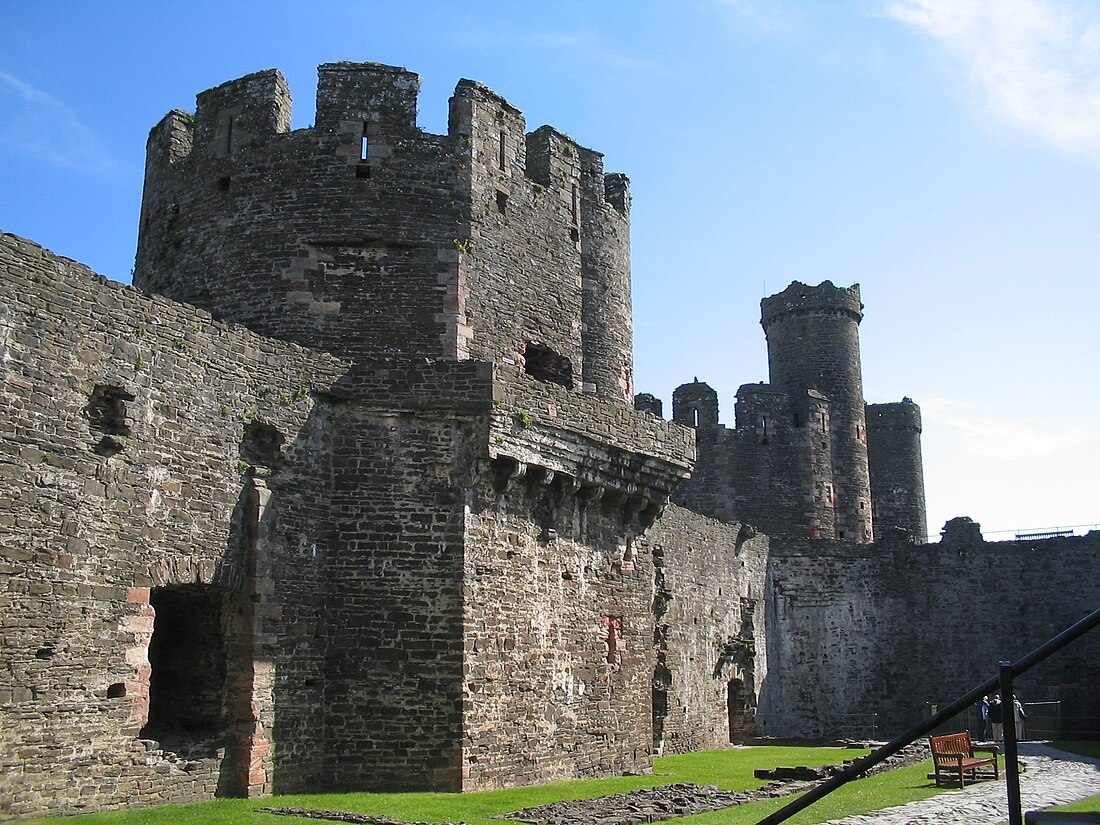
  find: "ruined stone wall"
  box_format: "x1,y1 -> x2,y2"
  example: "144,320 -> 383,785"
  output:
0,233 -> 348,818
760,529 -> 1100,740
644,505 -> 769,755
317,363 -> 492,792
460,368 -> 694,787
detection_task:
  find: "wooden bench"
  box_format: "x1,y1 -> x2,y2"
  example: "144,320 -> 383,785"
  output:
929,732 -> 1000,788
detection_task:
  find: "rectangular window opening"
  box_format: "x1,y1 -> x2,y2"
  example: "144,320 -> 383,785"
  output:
498,128 -> 507,170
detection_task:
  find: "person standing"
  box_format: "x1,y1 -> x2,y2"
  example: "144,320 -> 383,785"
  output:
1013,695 -> 1027,741
975,695 -> 991,739
988,695 -> 1004,742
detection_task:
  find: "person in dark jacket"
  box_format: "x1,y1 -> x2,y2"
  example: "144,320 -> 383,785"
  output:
988,695 -> 1004,742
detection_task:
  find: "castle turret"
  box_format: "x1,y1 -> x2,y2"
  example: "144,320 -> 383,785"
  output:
136,63 -> 634,405
866,399 -> 927,542
577,146 -> 633,404
672,379 -> 718,427
760,282 -> 872,541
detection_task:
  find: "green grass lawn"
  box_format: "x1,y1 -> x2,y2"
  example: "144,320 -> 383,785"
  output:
30,745 -> 959,825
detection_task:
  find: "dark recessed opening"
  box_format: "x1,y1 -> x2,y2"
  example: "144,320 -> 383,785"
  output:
523,342 -> 574,390
356,163 -> 371,179
496,190 -> 508,214
217,176 -> 231,191
240,421 -> 284,469
35,647 -> 55,660
107,682 -> 127,699
569,226 -> 580,242
86,385 -> 134,437
141,585 -> 228,744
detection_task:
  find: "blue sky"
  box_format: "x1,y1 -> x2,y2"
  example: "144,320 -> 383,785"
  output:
2,0 -> 1098,540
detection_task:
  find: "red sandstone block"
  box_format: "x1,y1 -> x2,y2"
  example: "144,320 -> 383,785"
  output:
126,587 -> 149,604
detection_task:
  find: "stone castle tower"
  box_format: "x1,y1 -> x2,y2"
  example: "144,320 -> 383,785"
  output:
663,281 -> 927,544
7,59 -> 1100,823
136,63 -> 633,404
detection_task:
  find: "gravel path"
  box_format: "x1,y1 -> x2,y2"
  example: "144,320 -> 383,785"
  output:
818,742 -> 1100,824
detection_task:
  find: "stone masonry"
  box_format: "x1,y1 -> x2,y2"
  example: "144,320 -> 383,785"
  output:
2,61 -> 1099,821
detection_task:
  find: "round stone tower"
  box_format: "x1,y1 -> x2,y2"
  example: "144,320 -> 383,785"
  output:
135,63 -> 634,405
760,281 -> 872,542
866,399 -> 927,542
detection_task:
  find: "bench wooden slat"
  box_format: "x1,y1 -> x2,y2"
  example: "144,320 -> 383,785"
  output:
929,732 -> 1000,788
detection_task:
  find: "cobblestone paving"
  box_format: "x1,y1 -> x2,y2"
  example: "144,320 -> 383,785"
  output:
819,743 -> 1100,824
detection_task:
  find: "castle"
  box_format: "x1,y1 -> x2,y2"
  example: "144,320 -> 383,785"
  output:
1,63 -> 1097,821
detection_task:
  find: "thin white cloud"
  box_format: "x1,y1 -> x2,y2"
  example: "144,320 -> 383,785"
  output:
0,70 -> 117,175
885,0 -> 1100,152
919,396 -> 1095,460
713,0 -> 803,35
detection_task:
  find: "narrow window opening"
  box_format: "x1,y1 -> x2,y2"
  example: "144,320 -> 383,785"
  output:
571,183 -> 579,224
225,115 -> 235,156
692,408 -> 700,428
569,226 -> 580,243
495,190 -> 508,214
793,412 -> 801,428
217,176 -> 231,191
498,128 -> 507,170
356,123 -> 371,178
141,585 -> 228,748
522,342 -> 574,390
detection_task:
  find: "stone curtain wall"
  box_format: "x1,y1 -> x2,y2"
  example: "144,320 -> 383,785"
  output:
462,476 -> 654,787
0,234 -> 348,818
464,367 -> 694,787
760,529 -> 1100,740
644,505 -> 769,755
318,363 -> 494,792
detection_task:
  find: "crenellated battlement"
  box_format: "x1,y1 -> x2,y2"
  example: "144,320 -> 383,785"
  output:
866,399 -> 923,433
135,61 -> 634,405
652,284 -> 924,543
760,280 -> 863,329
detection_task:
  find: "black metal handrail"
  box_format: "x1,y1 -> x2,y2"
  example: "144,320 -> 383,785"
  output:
756,605 -> 1100,825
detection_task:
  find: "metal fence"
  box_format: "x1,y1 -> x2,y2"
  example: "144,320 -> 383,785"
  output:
924,700 -> 1100,741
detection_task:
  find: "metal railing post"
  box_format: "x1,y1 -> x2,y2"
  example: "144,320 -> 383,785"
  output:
1000,661 -> 1022,825
755,605 -> 1100,825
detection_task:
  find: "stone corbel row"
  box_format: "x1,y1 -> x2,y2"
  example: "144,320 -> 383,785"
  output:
488,456 -> 669,531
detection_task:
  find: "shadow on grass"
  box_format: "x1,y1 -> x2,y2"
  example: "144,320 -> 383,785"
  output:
31,747 -> 960,825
